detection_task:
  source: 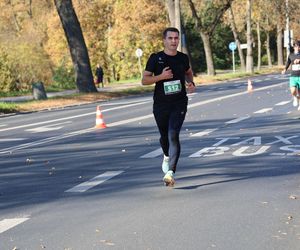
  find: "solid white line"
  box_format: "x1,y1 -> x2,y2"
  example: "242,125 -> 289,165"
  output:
188,82 -> 286,109
226,116 -> 250,124
108,114 -> 153,127
0,101 -> 151,132
190,128 -> 218,137
65,171 -> 124,193
275,101 -> 290,106
0,218 -> 29,234
140,148 -> 162,158
0,128 -> 94,155
254,108 -> 273,114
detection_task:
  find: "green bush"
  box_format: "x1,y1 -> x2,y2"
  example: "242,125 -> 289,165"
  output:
52,63 -> 76,89
0,42 -> 53,92
0,46 -> 18,91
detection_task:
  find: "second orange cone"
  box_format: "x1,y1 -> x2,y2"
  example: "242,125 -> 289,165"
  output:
95,105 -> 107,129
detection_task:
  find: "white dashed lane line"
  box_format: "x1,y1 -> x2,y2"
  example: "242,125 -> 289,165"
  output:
190,128 -> 218,137
275,101 -> 291,106
225,116 -> 250,124
0,218 -> 29,234
254,108 -> 273,114
0,138 -> 27,142
140,148 -> 162,158
65,171 -> 124,193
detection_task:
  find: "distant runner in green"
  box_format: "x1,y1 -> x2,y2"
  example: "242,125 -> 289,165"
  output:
282,40 -> 300,110
142,27 -> 196,187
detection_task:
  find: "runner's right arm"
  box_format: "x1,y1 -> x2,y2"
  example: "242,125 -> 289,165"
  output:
282,56 -> 291,74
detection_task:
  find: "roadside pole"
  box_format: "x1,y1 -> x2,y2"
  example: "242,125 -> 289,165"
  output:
229,42 -> 237,73
135,48 -> 143,79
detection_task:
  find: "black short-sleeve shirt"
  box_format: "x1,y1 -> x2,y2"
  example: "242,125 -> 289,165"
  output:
145,51 -> 190,104
285,53 -> 300,77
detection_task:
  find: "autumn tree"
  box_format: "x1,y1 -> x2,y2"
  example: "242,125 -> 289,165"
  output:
54,0 -> 97,92
0,0 -> 53,90
226,5 -> 246,71
186,0 -> 233,75
108,0 -> 167,80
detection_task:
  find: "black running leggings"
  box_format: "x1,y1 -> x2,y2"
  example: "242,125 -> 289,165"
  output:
153,102 -> 187,173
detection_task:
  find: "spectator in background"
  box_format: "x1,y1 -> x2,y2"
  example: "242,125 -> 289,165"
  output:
95,64 -> 104,88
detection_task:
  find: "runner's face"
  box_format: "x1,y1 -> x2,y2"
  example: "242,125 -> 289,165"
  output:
163,31 -> 179,51
294,45 -> 300,52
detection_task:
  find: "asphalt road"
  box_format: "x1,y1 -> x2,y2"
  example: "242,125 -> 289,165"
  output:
0,73 -> 300,250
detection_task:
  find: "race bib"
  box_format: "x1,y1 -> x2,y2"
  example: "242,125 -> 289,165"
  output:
163,80 -> 182,95
292,64 -> 300,71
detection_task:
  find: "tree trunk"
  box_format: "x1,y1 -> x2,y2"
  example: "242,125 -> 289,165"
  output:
277,23 -> 284,66
266,30 -> 272,67
174,0 -> 182,51
166,0 -> 182,51
200,31 -> 215,75
54,0 -> 97,93
166,0 -> 175,26
256,22 -> 261,71
228,6 -> 245,71
246,0 -> 253,73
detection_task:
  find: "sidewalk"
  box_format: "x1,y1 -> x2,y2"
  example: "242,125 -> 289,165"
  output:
0,82 -> 142,103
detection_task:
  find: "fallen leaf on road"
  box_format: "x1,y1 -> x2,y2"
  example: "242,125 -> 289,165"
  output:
100,240 -> 115,246
289,195 -> 297,200
26,158 -> 32,164
287,215 -> 293,220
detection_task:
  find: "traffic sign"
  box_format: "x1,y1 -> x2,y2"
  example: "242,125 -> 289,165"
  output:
229,42 -> 237,51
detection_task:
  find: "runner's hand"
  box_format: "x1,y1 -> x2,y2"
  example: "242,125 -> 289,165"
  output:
186,82 -> 196,93
160,67 -> 173,80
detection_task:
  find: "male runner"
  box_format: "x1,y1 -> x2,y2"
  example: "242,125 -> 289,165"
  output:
142,27 -> 195,186
282,40 -> 300,110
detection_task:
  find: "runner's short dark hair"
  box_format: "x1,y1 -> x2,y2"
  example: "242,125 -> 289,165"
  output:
163,27 -> 180,38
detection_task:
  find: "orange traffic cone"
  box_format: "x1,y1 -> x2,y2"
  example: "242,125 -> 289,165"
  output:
247,79 -> 253,93
95,106 -> 107,129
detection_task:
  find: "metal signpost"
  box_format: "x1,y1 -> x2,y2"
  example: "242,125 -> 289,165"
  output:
135,48 -> 143,79
229,42 -> 237,73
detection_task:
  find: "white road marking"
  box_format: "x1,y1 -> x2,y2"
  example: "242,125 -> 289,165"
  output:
188,82 -> 286,109
0,82 -> 287,154
140,148 -> 162,158
275,101 -> 290,106
254,108 -> 273,114
108,114 -> 153,127
25,121 -> 71,133
65,171 -> 124,193
0,138 -> 27,142
0,128 -> 94,155
226,116 -> 250,124
0,101 -> 151,133
190,128 -> 218,137
270,153 -> 286,156
0,218 -> 29,234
